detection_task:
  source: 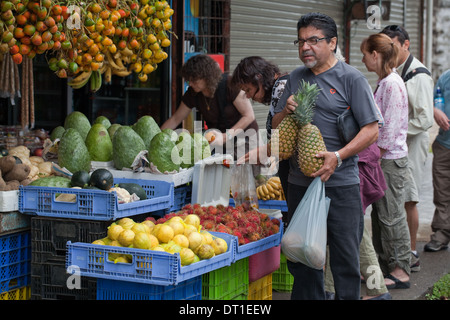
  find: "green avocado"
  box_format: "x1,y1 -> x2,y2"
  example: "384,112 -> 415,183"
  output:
112,126 -> 146,170
132,115 -> 161,150
85,123 -> 113,161
58,128 -> 91,173
94,115 -> 112,129
64,111 -> 91,141
107,123 -> 121,139
148,131 -> 180,173
50,126 -> 65,141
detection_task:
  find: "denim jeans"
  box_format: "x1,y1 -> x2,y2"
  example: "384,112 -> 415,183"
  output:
286,183 -> 364,300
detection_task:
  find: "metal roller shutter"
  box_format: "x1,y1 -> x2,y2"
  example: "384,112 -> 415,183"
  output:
229,0 -> 345,133
348,0 -> 424,90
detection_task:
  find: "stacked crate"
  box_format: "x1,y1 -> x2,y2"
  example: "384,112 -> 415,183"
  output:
18,177 -> 175,300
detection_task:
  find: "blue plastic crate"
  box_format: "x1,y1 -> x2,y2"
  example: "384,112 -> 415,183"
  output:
96,276 -> 202,300
0,231 -> 31,293
66,231 -> 236,286
233,218 -> 283,262
229,198 -> 288,212
19,178 -> 174,221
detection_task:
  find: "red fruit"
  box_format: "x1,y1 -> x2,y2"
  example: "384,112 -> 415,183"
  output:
34,148 -> 43,157
12,53 -> 23,64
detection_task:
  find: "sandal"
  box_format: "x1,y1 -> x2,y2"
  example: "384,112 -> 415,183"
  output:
385,274 -> 410,289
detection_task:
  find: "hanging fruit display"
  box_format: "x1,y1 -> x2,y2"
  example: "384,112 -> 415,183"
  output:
0,0 -> 175,88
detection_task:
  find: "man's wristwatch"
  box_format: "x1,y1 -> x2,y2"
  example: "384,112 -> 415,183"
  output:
334,151 -> 342,168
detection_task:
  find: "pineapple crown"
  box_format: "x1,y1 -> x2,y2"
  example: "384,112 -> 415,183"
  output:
291,80 -> 321,127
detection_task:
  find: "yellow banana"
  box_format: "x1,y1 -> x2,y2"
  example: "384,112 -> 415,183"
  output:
112,68 -> 132,77
68,71 -> 92,89
261,185 -> 269,197
120,47 -> 134,57
268,176 -> 281,184
267,180 -> 281,190
265,183 -> 275,194
104,66 -> 112,84
106,51 -> 124,71
113,52 -> 126,69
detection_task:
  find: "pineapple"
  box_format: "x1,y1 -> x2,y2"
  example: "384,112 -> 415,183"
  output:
291,80 -> 326,177
270,114 -> 299,160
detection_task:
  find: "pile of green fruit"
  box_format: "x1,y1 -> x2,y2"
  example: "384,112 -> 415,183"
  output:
48,111 -> 211,175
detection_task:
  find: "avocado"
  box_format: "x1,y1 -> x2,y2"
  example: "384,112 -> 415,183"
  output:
132,115 -> 161,150
58,128 -> 91,173
107,123 -> 121,139
112,126 -> 146,170
94,115 -> 112,129
50,126 -> 65,141
64,111 -> 91,141
85,123 -> 113,161
148,131 -> 180,173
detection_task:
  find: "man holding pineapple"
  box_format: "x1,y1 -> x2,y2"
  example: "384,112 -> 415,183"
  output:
277,12 -> 380,299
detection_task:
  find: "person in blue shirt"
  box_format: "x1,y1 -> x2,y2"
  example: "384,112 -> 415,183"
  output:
426,70 -> 450,252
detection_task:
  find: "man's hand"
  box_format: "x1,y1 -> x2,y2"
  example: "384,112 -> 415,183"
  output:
310,151 -> 338,182
434,107 -> 450,131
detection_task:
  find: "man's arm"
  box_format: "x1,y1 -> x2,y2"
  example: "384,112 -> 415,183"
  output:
312,121 -> 379,182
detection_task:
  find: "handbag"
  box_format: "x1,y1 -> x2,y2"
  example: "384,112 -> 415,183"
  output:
336,107 -> 360,144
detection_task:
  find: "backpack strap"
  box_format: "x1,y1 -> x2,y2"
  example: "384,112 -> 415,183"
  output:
403,67 -> 431,82
401,54 -> 431,82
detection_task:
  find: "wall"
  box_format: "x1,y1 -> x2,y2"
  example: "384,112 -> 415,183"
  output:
433,0 -> 450,80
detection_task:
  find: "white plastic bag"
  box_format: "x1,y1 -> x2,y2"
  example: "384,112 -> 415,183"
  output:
230,164 -> 259,209
281,177 -> 330,270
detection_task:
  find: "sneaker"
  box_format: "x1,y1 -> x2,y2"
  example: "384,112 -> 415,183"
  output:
424,240 -> 449,252
410,252 -> 420,272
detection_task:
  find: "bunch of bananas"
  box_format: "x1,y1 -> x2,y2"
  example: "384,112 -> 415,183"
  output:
68,71 -> 93,90
256,177 -> 286,201
89,70 -> 102,92
104,49 -> 132,84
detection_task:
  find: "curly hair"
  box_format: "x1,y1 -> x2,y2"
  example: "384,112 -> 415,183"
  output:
181,54 -> 223,95
231,56 -> 281,105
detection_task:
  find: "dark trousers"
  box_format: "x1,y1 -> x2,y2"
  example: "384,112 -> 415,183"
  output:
286,183 -> 364,300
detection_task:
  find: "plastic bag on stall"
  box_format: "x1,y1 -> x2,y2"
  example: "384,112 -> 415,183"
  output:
281,177 -> 330,270
230,164 -> 259,210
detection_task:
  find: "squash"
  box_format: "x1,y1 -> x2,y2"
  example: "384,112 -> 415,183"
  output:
89,168 -> 113,190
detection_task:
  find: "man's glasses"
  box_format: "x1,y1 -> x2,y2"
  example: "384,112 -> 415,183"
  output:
294,37 -> 329,47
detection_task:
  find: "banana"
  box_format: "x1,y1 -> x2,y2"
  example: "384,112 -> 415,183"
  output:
68,71 -> 92,89
266,183 -> 275,194
261,184 -> 269,197
112,68 -> 132,77
106,50 -> 124,71
267,180 -> 281,190
104,66 -> 112,84
89,70 -> 102,92
113,52 -> 126,69
120,47 -> 134,57
268,176 -> 281,184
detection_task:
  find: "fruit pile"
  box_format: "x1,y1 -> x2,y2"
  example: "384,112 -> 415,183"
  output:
156,204 -> 281,246
92,215 -> 228,266
255,176 -> 285,201
47,111 -> 211,175
0,0 -> 174,84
